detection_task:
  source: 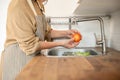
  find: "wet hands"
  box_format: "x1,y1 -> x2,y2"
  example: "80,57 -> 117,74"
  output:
61,38 -> 79,48
61,29 -> 81,48
66,29 -> 80,38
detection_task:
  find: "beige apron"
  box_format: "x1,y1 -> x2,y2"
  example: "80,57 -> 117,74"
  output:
2,0 -> 47,80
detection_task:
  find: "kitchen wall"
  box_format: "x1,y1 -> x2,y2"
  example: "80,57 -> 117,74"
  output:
110,10 -> 120,51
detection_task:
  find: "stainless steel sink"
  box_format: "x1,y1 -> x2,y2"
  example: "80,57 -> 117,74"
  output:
45,48 -> 101,57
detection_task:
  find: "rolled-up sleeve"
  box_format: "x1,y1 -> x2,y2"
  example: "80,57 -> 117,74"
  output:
9,9 -> 42,55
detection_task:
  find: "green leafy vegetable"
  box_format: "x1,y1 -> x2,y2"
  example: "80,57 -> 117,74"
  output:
63,51 -> 90,56
74,51 -> 90,56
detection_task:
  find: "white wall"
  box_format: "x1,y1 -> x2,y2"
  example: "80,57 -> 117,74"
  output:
0,0 -> 11,56
110,10 -> 120,51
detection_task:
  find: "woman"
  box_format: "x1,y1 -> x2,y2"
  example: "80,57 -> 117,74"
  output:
2,0 -> 81,80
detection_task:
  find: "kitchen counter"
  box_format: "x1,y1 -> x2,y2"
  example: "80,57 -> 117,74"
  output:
16,48 -> 120,80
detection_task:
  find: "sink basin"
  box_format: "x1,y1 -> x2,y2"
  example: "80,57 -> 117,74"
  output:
45,48 -> 101,57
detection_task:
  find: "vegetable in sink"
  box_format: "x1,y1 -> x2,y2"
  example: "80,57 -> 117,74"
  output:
62,51 -> 90,56
74,51 -> 90,56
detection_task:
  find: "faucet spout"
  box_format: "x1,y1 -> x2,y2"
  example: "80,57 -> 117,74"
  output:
97,17 -> 106,55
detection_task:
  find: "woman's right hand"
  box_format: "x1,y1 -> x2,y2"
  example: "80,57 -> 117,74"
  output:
61,38 -> 80,48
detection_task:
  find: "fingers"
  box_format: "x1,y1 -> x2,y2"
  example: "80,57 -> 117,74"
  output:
74,42 -> 80,46
69,38 -> 80,47
67,35 -> 72,38
71,29 -> 81,35
66,29 -> 81,39
62,38 -> 80,48
72,30 -> 82,39
71,29 -> 78,33
67,29 -> 78,34
69,38 -> 74,42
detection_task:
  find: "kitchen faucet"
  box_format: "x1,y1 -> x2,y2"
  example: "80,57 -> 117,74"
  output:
71,16 -> 106,55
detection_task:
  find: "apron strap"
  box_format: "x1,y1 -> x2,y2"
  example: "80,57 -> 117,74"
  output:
27,0 -> 37,16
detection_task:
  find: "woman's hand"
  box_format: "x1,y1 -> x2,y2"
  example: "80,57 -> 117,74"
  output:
61,38 -> 80,48
50,29 -> 81,39
66,29 -> 80,38
60,29 -> 81,48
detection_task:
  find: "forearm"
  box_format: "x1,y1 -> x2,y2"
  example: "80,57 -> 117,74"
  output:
37,41 -> 63,50
50,30 -> 67,38
36,36 -> 80,51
